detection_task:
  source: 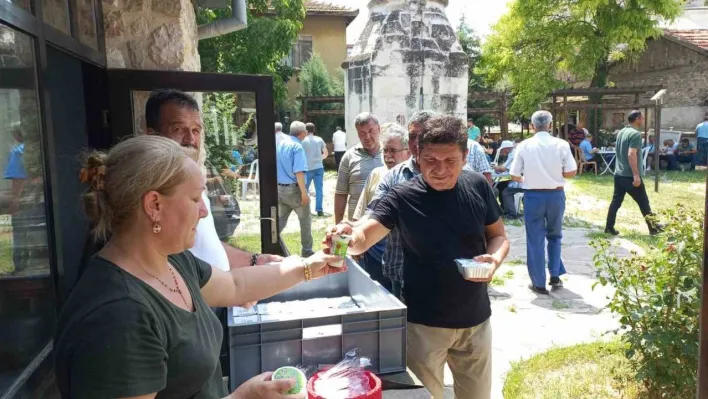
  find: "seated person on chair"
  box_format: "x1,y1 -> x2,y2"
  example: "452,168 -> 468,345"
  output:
494,141 -> 524,218
660,139 -> 678,170
578,131 -> 600,171
676,138 -> 697,170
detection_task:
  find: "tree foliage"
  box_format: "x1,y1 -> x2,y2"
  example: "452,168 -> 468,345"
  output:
456,15 -> 498,131
297,53 -> 344,143
197,0 -> 306,104
478,0 -> 684,115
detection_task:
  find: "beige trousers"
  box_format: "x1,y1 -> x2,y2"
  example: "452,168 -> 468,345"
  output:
407,318 -> 492,399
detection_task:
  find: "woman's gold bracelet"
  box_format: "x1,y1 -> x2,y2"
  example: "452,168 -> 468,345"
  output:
303,258 -> 312,282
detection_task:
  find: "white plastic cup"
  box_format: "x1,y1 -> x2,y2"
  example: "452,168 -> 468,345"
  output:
329,235 -> 351,267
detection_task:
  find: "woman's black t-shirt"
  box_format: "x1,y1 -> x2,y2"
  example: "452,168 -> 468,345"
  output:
54,251 -> 227,399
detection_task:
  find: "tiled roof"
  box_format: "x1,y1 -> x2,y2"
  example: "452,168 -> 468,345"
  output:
664,29 -> 708,51
304,1 -> 358,16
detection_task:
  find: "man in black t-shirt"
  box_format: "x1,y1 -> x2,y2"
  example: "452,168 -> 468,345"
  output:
327,115 -> 509,399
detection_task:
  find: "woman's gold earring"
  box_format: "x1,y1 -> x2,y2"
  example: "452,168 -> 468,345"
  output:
152,221 -> 162,234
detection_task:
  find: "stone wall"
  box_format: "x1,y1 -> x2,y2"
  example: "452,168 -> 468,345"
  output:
343,0 -> 468,146
102,0 -> 203,159
608,37 -> 708,130
103,0 -> 200,71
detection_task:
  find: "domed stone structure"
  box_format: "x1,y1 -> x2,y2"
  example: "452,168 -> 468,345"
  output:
342,0 -> 468,143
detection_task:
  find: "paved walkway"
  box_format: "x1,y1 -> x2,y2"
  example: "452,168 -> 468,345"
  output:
235,174 -> 642,397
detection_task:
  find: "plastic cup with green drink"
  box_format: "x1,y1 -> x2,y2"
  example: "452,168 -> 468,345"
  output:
329,234 -> 351,267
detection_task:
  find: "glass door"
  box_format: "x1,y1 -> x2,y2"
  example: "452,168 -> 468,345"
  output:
106,70 -> 281,256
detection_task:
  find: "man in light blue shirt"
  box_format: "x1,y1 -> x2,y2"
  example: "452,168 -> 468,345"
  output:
301,122 -> 328,217
696,116 -> 708,166
276,121 -> 313,256
578,132 -> 596,161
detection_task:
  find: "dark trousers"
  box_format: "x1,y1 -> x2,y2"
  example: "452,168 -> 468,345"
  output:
605,176 -> 657,232
496,181 -> 523,218
334,151 -> 345,171
698,138 -> 708,166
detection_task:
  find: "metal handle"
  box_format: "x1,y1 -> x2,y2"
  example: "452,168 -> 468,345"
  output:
260,206 -> 278,244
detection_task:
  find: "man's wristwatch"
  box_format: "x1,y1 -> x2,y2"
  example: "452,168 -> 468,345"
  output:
250,253 -> 260,266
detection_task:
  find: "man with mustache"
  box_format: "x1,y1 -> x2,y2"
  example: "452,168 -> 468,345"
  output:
334,112 -> 383,223
145,90 -> 282,271
326,115 -> 509,398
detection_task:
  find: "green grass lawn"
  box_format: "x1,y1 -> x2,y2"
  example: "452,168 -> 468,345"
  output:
566,171 -> 705,235
503,341 -> 644,399
0,235 -> 13,275
230,226 -> 328,256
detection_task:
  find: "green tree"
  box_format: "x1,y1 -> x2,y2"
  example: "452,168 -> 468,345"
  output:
297,53 -> 344,146
478,0 -> 683,117
197,0 -> 306,104
457,15 -> 498,132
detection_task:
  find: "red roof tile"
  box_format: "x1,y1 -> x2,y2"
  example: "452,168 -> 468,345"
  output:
664,29 -> 708,51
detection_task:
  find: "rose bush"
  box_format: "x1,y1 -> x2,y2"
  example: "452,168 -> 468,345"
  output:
593,207 -> 703,398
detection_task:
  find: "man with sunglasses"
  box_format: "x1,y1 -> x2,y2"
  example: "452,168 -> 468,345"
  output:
352,123 -> 410,291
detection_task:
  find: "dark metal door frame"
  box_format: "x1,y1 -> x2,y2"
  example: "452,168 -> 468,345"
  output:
106,69 -> 281,255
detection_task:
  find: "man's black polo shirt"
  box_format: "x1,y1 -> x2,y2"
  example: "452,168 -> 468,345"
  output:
371,170 -> 501,328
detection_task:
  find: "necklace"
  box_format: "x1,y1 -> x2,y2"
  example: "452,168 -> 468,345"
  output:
141,264 -> 190,310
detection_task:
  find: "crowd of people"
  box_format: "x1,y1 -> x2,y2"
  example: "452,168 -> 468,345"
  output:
51,87 -> 675,399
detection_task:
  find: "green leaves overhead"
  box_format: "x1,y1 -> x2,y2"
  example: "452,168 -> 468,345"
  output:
478,0 -> 683,115
197,0 -> 306,104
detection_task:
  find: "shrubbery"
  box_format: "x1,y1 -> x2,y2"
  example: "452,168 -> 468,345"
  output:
593,208 -> 703,398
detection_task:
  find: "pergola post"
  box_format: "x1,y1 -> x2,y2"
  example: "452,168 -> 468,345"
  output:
654,101 -> 662,193
563,95 -> 568,139
501,92 -> 509,140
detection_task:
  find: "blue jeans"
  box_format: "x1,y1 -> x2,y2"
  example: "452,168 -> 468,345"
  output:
306,168 -> 324,213
523,190 -> 567,288
698,138 -> 708,166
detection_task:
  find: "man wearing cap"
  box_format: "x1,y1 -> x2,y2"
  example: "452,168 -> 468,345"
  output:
493,140 -> 523,218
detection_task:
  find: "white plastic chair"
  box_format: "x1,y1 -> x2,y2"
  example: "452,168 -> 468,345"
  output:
239,160 -> 259,200
513,192 -> 524,217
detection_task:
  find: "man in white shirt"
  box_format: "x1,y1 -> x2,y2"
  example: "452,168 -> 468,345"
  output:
275,122 -> 286,146
332,126 -> 347,170
510,110 -> 577,295
145,90 -> 282,271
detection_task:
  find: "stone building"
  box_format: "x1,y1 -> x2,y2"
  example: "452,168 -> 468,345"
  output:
608,29 -> 708,131
343,0 -> 468,146
282,1 -> 358,103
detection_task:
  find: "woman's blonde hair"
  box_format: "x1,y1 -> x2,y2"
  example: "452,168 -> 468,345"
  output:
82,135 -> 190,241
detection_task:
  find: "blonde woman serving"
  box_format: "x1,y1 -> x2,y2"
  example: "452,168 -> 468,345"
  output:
54,136 -> 342,399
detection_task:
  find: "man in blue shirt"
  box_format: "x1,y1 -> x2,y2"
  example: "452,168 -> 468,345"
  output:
301,122 -> 328,217
276,121 -> 313,256
696,116 -> 708,166
578,131 -> 600,173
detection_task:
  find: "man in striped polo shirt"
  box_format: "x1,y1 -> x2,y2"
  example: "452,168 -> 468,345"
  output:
334,112 -> 384,223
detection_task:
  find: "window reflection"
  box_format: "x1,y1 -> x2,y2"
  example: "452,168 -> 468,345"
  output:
41,0 -> 71,35
0,24 -> 54,396
75,0 -> 98,50
6,0 -> 31,12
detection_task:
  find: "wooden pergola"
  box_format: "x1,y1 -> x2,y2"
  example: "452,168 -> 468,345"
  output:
547,86 -> 664,192
468,91 -> 509,139
298,96 -> 345,122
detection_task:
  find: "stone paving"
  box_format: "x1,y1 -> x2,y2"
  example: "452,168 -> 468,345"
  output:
236,174 -> 644,398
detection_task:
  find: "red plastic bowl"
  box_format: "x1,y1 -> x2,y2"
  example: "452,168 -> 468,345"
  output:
306,370 -> 382,399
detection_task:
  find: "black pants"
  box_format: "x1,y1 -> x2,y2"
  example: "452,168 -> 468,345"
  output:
334,151 -> 345,171
605,176 -> 657,232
